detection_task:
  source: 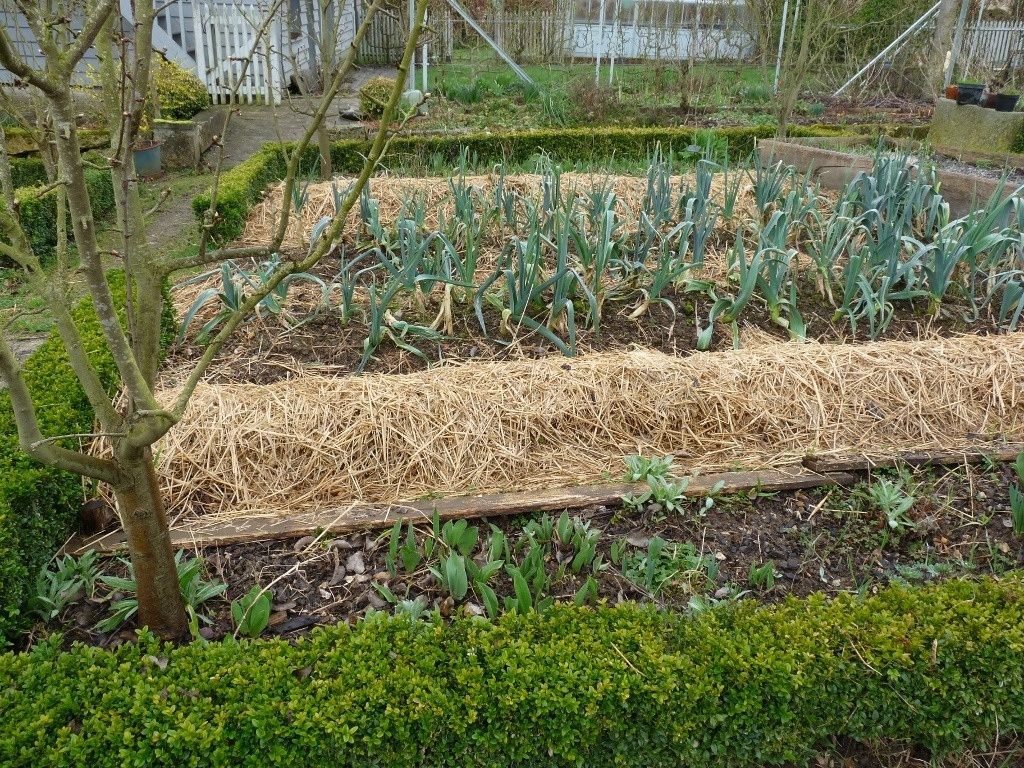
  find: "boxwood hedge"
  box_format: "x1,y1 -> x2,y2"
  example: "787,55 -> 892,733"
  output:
11,168 -> 116,265
193,123 -> 925,244
0,274 -> 175,644
0,576 -> 1021,767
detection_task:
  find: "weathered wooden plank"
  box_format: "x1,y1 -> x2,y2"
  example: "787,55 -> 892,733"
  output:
70,467 -> 854,555
803,444 -> 1024,474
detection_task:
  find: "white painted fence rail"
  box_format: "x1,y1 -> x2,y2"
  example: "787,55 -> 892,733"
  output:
191,1 -> 282,105
961,21 -> 1024,71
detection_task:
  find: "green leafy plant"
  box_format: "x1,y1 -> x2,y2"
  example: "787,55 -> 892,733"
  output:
28,551 -> 100,622
867,478 -> 917,533
230,586 -> 273,638
623,454 -> 676,483
96,551 -> 227,634
359,76 -> 398,118
153,56 -> 210,120
748,561 -> 776,591
620,537 -> 710,596
623,475 -> 691,515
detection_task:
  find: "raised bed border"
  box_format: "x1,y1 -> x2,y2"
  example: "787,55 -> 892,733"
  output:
757,137 -> 1024,217
72,443 -> 1024,554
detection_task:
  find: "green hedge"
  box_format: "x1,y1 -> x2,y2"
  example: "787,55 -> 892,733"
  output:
193,123 -> 921,243
11,168 -> 116,265
9,157 -> 48,189
0,275 -> 176,644
0,577 -> 1022,766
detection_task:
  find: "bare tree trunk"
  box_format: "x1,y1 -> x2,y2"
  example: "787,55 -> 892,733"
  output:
776,0 -> 814,138
929,0 -> 960,94
112,447 -> 188,639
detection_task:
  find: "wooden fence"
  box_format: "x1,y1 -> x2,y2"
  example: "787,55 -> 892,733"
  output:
961,20 -> 1024,73
192,1 -> 283,105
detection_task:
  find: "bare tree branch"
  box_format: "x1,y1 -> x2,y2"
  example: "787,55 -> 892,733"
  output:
0,337 -> 123,485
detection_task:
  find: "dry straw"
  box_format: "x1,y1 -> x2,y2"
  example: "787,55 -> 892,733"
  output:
241,171 -> 757,251
147,334 -> 1024,523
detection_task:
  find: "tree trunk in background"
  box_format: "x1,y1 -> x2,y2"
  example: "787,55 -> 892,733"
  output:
928,0 -> 960,94
113,449 -> 188,639
775,0 -> 815,138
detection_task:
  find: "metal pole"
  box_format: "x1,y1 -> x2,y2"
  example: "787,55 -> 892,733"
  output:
772,0 -> 790,94
407,0 -> 416,92
834,1 -> 942,96
445,0 -> 536,85
963,0 -> 988,77
944,0 -> 972,88
422,7 -> 429,91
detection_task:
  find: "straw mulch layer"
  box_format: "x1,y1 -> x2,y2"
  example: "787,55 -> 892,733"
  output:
144,334 -> 1024,523
241,171 -> 758,253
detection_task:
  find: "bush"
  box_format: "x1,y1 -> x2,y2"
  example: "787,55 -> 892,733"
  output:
1,577 -> 1023,766
359,76 -> 397,118
154,58 -> 210,120
0,275 -> 177,644
11,168 -> 115,266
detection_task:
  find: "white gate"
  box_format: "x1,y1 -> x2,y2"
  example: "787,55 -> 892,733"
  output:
191,1 -> 283,105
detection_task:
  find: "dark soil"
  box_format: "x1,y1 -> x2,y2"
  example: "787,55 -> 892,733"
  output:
167,270 -> 986,383
51,462 -> 1023,649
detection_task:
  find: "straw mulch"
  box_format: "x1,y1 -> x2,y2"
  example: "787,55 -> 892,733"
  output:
241,172 -> 757,253
145,333 -> 1024,523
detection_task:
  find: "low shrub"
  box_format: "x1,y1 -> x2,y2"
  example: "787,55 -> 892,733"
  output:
154,58 -> 210,120
0,577 -> 1022,765
8,156 -> 47,189
359,76 -> 398,118
0,275 -> 176,644
194,123 -> 902,243
11,169 -> 115,265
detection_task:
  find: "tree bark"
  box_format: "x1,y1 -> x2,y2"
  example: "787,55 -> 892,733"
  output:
928,0 -> 960,95
112,448 -> 188,639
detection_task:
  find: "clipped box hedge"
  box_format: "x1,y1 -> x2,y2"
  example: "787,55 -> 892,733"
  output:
0,275 -> 175,644
10,168 -> 116,265
193,123 -> 921,244
0,577 -> 1022,766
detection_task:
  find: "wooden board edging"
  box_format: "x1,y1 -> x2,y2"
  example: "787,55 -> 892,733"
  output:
71,467 -> 853,555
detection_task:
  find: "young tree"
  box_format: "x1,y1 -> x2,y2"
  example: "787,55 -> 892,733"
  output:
0,0 -> 428,638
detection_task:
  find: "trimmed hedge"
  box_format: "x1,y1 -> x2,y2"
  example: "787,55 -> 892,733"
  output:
9,156 -> 48,189
193,123 -> 925,243
0,577 -> 1022,766
0,275 -> 176,644
11,168 -> 116,265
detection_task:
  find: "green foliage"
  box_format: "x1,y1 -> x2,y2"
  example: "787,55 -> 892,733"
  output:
359,76 -> 398,118
154,57 -> 210,120
28,551 -> 100,622
231,586 -> 272,638
11,168 -> 115,265
8,156 -> 47,188
748,561 -> 776,591
4,578 -> 1023,766
0,273 -> 178,644
1011,451 -> 1024,537
192,124 -> 896,243
96,551 -> 226,635
623,454 -> 676,483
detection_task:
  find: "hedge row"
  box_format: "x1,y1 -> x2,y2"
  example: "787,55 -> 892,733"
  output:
0,577 -> 1022,766
10,168 -> 116,265
193,123 -> 924,243
0,275 -> 176,644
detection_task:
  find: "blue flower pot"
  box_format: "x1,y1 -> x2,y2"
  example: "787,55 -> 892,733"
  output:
133,142 -> 162,178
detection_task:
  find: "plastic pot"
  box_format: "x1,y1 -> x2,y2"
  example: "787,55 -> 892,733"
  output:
955,83 -> 983,105
133,142 -> 162,178
995,93 -> 1020,112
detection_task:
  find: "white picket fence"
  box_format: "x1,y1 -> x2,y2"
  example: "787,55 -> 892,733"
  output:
191,1 -> 283,105
961,21 -> 1024,72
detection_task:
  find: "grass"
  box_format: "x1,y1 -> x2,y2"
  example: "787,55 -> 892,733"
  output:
423,47 -> 784,131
